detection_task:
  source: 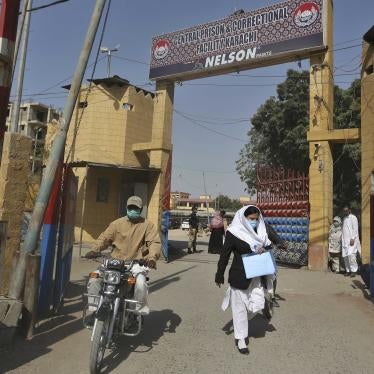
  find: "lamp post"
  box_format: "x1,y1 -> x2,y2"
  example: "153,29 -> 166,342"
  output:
100,44 -> 119,77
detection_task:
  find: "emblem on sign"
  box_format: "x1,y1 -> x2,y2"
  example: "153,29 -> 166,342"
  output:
293,2 -> 319,28
153,39 -> 170,60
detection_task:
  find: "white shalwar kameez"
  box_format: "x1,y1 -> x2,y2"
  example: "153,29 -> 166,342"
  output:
342,214 -> 361,273
222,277 -> 265,340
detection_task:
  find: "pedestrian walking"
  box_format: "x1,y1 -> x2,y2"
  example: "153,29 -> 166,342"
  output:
342,205 -> 361,277
328,216 -> 343,273
208,210 -> 226,254
187,205 -> 199,254
215,205 -> 275,355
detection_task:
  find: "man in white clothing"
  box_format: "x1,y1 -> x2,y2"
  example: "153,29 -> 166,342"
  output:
342,206 -> 361,277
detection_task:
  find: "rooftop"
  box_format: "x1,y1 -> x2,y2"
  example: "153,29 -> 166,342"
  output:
62,75 -> 155,98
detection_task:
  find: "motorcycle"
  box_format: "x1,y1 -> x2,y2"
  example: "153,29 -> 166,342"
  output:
83,258 -> 146,374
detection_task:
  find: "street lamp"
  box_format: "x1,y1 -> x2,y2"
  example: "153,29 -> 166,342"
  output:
100,44 -> 120,78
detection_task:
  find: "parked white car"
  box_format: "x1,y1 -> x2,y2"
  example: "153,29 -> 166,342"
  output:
181,220 -> 190,230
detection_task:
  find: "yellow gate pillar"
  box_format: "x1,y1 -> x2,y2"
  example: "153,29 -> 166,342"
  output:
361,30 -> 374,266
147,80 -> 174,228
308,0 -> 333,271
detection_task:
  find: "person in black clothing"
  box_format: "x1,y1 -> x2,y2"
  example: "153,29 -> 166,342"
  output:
208,210 -> 226,254
215,205 -> 275,355
187,205 -> 199,254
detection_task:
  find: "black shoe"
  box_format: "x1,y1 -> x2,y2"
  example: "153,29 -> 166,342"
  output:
235,339 -> 249,355
84,313 -> 95,328
193,249 -> 197,253
344,272 -> 350,277
187,249 -> 192,254
238,347 -> 249,355
350,272 -> 356,278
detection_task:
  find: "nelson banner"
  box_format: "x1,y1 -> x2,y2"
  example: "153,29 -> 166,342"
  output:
149,0 -> 326,81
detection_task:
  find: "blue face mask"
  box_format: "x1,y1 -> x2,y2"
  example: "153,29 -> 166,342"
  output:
127,209 -> 141,220
247,219 -> 258,230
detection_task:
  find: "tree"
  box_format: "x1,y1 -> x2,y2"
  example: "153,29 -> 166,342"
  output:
216,194 -> 242,212
236,69 -> 361,211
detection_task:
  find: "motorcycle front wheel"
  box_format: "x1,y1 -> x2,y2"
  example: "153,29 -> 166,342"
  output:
89,319 -> 109,374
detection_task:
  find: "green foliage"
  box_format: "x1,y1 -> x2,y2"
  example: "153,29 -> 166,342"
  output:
236,69 -> 361,211
216,194 -> 242,212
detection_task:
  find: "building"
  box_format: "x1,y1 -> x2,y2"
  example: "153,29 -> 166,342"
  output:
239,196 -> 256,206
170,191 -> 190,209
63,76 -> 170,243
6,101 -> 61,175
172,194 -> 215,213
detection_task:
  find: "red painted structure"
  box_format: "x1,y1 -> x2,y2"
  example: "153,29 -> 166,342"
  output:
0,0 -> 21,141
257,165 -> 309,218
256,165 -> 310,266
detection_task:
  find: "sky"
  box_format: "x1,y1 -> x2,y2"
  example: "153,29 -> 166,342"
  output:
14,0 -> 374,198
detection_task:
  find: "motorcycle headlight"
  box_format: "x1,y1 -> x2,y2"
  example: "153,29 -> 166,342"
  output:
103,271 -> 121,285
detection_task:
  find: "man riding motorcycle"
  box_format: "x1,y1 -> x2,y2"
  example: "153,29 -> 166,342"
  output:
85,195 -> 161,316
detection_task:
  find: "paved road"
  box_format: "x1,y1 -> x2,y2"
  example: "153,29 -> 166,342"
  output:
1,230 -> 374,374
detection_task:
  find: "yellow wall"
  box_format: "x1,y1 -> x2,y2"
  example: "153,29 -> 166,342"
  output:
74,166 -> 151,243
124,86 -> 154,167
361,41 -> 374,264
73,166 -> 121,243
66,83 -> 154,167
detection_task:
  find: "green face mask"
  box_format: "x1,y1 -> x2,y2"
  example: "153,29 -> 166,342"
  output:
127,209 -> 141,220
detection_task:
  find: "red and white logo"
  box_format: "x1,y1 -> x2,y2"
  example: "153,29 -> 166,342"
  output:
153,39 -> 170,60
293,2 -> 320,28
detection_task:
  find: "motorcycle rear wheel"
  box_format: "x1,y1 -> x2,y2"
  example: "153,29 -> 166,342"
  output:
89,319 -> 109,374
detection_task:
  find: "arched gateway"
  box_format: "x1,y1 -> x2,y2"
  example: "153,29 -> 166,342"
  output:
143,0 -> 359,271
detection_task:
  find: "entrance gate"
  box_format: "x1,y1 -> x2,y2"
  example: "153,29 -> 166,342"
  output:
256,165 -> 309,266
147,0 -> 336,270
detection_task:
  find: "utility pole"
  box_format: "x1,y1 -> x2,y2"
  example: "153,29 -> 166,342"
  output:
9,0 -> 32,133
0,0 -> 22,145
9,0 -> 108,300
12,0 -> 30,79
202,172 -> 210,225
100,44 -> 119,77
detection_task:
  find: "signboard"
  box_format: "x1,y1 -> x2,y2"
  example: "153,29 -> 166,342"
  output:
150,0 -> 326,80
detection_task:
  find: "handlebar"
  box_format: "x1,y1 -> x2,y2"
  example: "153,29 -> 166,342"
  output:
84,253 -> 148,267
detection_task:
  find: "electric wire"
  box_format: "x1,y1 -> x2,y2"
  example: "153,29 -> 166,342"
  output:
174,109 -> 247,143
23,0 -> 71,13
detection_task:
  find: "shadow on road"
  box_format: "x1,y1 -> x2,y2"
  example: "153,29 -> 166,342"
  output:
222,314 -> 276,339
0,279 -> 86,373
351,279 -> 371,301
168,239 -> 209,262
149,266 -> 197,293
100,309 -> 182,374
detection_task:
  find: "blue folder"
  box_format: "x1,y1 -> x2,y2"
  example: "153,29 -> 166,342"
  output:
241,251 -> 277,279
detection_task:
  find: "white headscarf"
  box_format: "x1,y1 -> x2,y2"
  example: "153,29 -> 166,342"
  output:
227,205 -> 271,252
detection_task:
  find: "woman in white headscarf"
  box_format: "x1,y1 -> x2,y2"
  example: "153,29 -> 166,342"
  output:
328,216 -> 343,273
215,205 -> 274,355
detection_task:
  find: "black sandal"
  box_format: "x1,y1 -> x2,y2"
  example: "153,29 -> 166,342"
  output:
235,339 -> 249,355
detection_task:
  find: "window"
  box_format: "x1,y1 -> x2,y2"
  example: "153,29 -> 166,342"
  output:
36,110 -> 47,122
122,103 -> 133,111
96,178 -> 110,202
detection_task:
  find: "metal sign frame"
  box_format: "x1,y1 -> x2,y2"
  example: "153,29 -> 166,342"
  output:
150,0 -> 327,81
